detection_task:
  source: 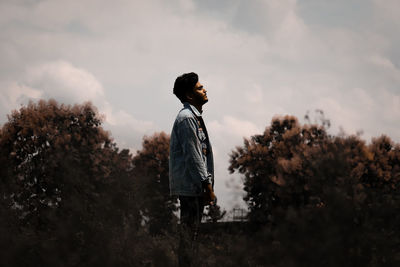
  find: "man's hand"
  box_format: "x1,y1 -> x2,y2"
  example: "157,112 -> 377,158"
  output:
203,183 -> 216,206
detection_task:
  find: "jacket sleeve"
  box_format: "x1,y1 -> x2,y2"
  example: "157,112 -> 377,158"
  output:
178,117 -> 212,184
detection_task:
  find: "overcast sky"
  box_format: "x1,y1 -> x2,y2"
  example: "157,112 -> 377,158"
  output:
1,0 -> 399,211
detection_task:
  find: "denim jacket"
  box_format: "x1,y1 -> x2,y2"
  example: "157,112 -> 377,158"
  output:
169,102 -> 214,196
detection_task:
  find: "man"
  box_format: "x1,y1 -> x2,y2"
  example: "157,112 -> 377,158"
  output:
169,72 -> 216,266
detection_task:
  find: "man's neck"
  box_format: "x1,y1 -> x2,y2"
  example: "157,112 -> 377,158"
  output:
187,101 -> 203,114
192,104 -> 203,114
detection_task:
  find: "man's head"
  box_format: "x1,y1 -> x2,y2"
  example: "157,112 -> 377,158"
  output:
173,72 -> 208,107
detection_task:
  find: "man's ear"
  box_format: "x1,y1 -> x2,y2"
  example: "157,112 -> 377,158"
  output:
185,91 -> 193,101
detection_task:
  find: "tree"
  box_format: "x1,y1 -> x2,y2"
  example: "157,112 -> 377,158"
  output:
132,132 -> 178,235
228,114 -> 400,265
0,99 -> 140,266
229,115 -> 331,223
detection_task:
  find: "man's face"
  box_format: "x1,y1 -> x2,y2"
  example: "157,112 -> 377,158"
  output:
190,81 -> 208,105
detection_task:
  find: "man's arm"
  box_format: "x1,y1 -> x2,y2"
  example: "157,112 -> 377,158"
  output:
178,117 -> 216,204
203,182 -> 216,205
178,117 -> 211,185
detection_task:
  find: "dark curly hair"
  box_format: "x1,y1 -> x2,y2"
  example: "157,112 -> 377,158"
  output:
173,72 -> 198,103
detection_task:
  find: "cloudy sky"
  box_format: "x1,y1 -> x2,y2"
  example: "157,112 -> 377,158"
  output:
1,0 -> 399,210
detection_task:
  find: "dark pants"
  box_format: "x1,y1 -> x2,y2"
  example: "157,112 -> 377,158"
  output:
178,196 -> 204,267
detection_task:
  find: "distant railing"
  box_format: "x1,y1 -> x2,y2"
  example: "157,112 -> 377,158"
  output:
219,208 -> 248,222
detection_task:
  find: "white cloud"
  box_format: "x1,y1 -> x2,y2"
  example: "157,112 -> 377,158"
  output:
372,0 -> 400,27
26,60 -> 104,103
208,116 -> 262,158
1,60 -> 155,152
314,87 -> 400,141
0,82 -> 42,117
208,116 -> 263,208
245,84 -> 264,104
102,102 -> 155,149
1,0 -> 400,210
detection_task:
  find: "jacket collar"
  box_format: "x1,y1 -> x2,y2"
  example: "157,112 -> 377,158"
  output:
183,102 -> 202,117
